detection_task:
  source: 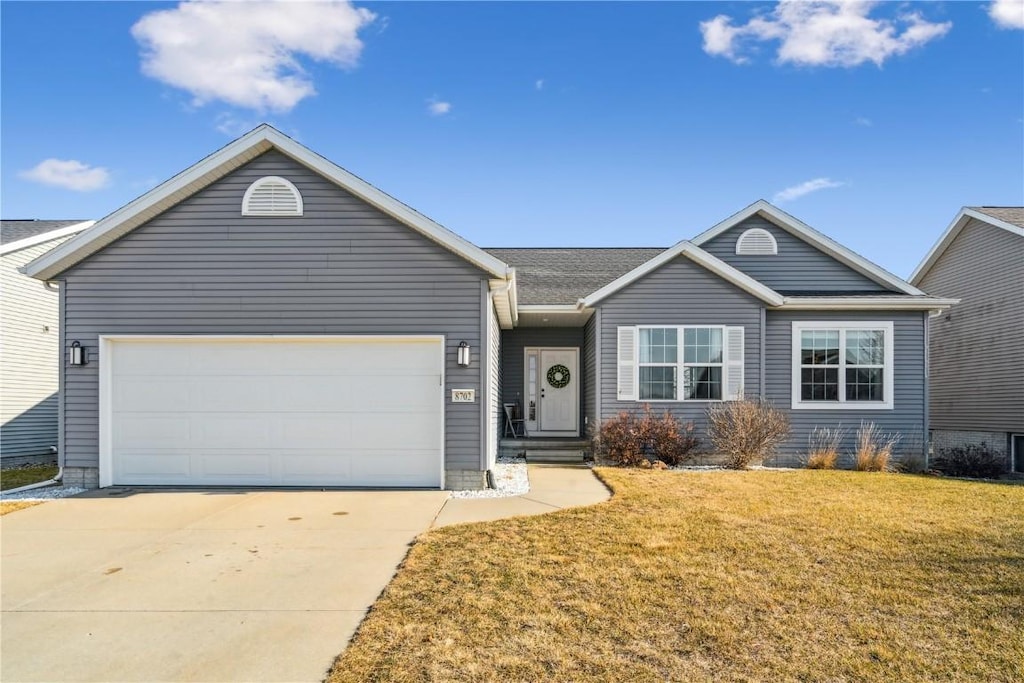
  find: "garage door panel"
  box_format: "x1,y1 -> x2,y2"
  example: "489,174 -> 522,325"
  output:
107,337 -> 444,488
192,415 -> 273,449
114,378 -> 191,412
198,452 -> 273,478
113,416 -> 191,449
112,343 -> 193,376
116,452 -> 191,479
348,412 -> 438,449
275,415 -> 353,448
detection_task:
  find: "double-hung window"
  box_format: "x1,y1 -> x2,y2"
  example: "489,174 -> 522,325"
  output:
619,325 -> 744,402
791,321 -> 894,410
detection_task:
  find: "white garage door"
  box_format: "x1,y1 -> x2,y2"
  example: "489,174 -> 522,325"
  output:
101,336 -> 444,488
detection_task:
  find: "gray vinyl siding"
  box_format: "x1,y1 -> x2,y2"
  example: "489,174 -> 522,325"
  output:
1,238 -> 73,460
500,327 -> 586,433
583,313 -> 597,434
598,255 -> 763,432
764,310 -> 927,466
701,216 -> 890,292
58,150 -> 490,473
917,218 -> 1024,434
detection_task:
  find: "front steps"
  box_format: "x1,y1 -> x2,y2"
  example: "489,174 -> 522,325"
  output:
500,438 -> 589,464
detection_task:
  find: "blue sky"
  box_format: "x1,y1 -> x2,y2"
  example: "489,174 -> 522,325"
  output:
2,1 -> 1022,278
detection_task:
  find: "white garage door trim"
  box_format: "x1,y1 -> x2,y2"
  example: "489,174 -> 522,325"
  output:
98,334 -> 446,489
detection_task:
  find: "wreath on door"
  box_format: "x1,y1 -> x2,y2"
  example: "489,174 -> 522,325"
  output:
546,364 -> 571,388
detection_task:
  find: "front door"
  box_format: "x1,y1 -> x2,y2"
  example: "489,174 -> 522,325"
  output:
526,347 -> 578,436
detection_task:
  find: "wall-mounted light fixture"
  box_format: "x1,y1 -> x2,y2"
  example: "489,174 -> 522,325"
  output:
69,341 -> 88,366
457,341 -> 471,367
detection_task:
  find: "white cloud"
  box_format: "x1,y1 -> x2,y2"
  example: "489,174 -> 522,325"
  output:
990,0 -> 1024,29
773,177 -> 845,202
700,1 -> 951,67
535,79 -> 545,90
132,1 -> 376,112
427,97 -> 452,116
855,116 -> 872,126
19,159 -> 110,192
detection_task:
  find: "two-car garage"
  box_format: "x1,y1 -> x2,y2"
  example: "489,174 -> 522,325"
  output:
100,336 -> 445,489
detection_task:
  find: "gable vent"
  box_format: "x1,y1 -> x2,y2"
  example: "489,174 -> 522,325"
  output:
735,227 -> 777,255
242,176 -> 303,216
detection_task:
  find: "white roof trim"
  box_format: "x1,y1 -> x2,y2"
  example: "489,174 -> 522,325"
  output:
1,221 -> 95,256
691,200 -> 923,295
910,207 -> 1024,285
778,296 -> 958,311
24,125 -> 512,281
580,241 -> 784,307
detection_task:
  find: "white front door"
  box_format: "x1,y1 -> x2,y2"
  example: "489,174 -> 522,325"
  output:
537,348 -> 578,435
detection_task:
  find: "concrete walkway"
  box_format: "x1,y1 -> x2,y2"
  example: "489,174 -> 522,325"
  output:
433,464 -> 611,528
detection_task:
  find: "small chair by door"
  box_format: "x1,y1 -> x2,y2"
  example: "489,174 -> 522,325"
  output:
503,402 -> 526,438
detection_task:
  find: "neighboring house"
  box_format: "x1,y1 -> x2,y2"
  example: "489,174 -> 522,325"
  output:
1,220 -> 94,466
24,125 -> 955,489
910,207 -> 1024,472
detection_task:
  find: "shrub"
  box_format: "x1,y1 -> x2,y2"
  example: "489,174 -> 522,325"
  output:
706,398 -> 790,470
592,405 -> 699,468
853,422 -> 899,472
933,443 -> 1005,479
895,432 -> 928,474
805,426 -> 845,469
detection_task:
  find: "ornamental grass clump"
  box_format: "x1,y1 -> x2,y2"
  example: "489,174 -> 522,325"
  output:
706,398 -> 790,470
853,421 -> 899,472
592,404 -> 699,467
805,426 -> 845,469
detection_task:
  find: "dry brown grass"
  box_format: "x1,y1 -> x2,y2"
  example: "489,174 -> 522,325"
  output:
1,465 -> 58,491
854,422 -> 899,472
806,426 -> 845,469
0,501 -> 42,516
329,469 -> 1024,683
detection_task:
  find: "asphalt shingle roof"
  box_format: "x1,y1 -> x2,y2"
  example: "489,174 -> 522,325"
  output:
971,206 -> 1024,229
484,247 -> 666,304
1,220 -> 86,245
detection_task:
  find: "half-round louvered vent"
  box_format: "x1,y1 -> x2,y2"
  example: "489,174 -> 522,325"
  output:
735,227 -> 777,255
241,176 -> 303,216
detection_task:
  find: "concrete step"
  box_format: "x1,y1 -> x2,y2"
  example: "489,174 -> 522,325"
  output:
526,449 -> 586,464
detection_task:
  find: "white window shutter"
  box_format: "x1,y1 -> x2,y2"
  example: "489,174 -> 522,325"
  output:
617,326 -> 638,401
725,326 -> 745,400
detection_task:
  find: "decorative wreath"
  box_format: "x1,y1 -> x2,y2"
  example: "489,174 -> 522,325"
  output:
546,364 -> 571,388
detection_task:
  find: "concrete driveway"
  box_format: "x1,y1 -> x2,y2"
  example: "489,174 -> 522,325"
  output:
1,488 -> 448,683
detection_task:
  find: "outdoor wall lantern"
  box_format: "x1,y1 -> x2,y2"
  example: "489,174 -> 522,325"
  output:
69,341 -> 88,366
457,341 -> 471,367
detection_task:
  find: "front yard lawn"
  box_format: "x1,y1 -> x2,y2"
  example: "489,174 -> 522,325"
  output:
330,469 -> 1023,682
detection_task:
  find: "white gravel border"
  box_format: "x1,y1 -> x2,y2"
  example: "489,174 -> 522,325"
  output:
1,485 -> 86,500
450,456 -> 529,498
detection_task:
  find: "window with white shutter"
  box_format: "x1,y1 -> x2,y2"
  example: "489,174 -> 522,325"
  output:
617,325 -> 745,402
241,176 -> 303,216
735,228 -> 777,255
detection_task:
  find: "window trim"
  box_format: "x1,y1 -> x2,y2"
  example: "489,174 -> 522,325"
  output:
790,321 -> 894,410
637,325 -> 726,402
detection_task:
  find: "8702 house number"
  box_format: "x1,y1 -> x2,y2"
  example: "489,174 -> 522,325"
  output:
451,389 -> 476,403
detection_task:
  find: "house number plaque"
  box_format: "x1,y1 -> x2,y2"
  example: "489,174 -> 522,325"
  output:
451,389 -> 476,403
